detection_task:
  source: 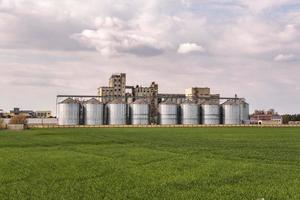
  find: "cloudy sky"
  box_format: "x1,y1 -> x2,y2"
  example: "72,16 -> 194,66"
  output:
0,0 -> 300,115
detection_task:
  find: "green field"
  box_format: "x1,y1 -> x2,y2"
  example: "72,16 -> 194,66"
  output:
0,127 -> 300,200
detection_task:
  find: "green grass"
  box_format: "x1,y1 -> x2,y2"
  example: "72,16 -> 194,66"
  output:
0,127 -> 300,200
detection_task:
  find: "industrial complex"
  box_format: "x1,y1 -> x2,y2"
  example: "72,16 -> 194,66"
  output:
56,73 -> 250,126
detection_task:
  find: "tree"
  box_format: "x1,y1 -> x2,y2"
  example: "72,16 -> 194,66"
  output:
282,115 -> 290,124
0,118 -> 5,129
9,115 -> 28,125
281,114 -> 300,124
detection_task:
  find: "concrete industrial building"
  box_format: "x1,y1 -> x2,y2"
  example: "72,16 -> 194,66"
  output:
98,73 -> 126,102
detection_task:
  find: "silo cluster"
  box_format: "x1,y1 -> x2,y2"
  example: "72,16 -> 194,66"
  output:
58,97 -> 249,125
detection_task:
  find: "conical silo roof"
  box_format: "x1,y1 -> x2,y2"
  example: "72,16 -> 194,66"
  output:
132,98 -> 149,104
160,99 -> 177,105
202,100 -> 219,105
59,97 -> 77,104
84,98 -> 103,104
222,99 -> 239,105
109,98 -> 126,104
181,99 -> 198,104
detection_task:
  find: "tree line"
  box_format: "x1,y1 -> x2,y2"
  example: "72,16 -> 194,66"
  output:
282,114 -> 300,124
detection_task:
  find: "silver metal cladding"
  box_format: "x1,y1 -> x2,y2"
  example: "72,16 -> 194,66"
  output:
181,102 -> 199,125
159,102 -> 178,125
222,100 -> 240,125
201,104 -> 220,125
107,100 -> 127,125
58,98 -> 79,125
84,98 -> 104,125
131,102 -> 149,125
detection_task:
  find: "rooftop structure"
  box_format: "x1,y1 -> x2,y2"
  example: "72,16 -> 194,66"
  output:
185,87 -> 220,104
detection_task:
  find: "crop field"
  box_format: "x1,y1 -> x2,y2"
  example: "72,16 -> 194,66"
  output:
0,127 -> 300,200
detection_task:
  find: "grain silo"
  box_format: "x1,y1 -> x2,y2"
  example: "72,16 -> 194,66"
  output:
239,100 -> 249,124
58,98 -> 79,125
84,98 -> 104,125
107,99 -> 127,125
159,100 -> 178,125
222,100 -> 240,124
181,100 -> 200,125
130,99 -> 149,125
201,101 -> 220,125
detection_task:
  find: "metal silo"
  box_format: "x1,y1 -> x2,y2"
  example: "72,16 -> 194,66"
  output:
181,100 -> 200,125
222,100 -> 240,125
130,99 -> 149,125
159,100 -> 178,125
84,98 -> 104,125
239,100 -> 249,124
201,101 -> 220,125
58,98 -> 79,125
107,99 -> 127,125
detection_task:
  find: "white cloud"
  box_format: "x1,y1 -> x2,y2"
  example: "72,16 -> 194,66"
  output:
73,17 -> 165,56
274,54 -> 295,62
177,43 -> 205,54
278,24 -> 298,42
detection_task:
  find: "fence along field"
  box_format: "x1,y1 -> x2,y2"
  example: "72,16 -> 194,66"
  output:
0,127 -> 300,199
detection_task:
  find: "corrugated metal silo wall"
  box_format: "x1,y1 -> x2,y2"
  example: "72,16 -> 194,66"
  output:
108,103 -> 127,125
159,104 -> 178,125
181,104 -> 200,125
222,104 -> 240,124
58,103 -> 79,125
201,104 -> 220,125
131,104 -> 149,125
84,103 -> 104,125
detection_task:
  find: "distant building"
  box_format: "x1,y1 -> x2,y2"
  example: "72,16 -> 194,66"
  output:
9,108 -> 36,118
35,111 -> 52,118
250,109 -> 282,125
